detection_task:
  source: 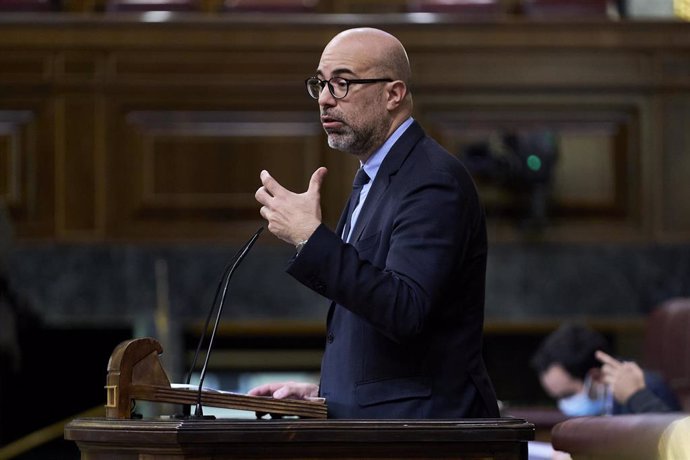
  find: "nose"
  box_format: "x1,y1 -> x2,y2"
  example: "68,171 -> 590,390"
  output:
318,83 -> 336,107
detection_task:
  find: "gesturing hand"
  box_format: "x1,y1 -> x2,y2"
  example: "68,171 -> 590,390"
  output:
255,167 -> 328,246
595,350 -> 646,404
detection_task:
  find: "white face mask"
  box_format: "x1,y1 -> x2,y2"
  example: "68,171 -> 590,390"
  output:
557,375 -> 607,416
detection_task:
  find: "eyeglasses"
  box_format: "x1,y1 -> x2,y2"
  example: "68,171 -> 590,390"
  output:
305,76 -> 393,100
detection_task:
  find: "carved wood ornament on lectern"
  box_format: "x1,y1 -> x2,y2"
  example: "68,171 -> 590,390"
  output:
104,337 -> 327,419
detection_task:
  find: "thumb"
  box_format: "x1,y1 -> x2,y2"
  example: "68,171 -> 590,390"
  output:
307,167 -> 328,194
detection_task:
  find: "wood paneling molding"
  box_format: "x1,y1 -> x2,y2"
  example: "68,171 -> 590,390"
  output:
0,111 -> 31,206
106,109 -> 322,239
0,16 -> 688,242
0,105 -> 55,237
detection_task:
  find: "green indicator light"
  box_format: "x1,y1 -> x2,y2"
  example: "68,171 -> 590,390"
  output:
527,155 -> 542,171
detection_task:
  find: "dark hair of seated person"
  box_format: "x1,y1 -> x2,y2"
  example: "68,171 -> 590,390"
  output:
530,322 -> 611,380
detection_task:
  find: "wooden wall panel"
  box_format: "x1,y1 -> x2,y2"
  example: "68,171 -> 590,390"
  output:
0,112 -> 25,207
57,51 -> 105,84
0,103 -> 55,237
413,51 -> 653,89
109,50 -> 315,86
0,17 -> 688,242
661,95 -> 690,239
656,52 -> 690,88
106,109 -> 323,240
0,51 -> 52,84
56,95 -> 104,238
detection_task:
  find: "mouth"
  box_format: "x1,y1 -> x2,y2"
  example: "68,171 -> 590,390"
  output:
320,114 -> 343,131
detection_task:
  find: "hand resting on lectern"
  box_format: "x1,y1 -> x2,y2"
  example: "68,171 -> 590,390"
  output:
248,381 -> 320,400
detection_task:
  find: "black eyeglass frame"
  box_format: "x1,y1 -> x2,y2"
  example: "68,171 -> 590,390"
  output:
305,76 -> 393,100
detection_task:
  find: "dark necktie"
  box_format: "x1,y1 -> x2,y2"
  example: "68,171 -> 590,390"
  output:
342,167 -> 370,241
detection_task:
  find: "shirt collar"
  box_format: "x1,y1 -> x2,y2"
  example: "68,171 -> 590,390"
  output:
361,117 -> 414,181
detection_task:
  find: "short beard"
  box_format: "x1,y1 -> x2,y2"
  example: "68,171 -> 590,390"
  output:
326,118 -> 388,157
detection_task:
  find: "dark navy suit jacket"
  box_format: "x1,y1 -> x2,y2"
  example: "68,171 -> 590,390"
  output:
287,121 -> 500,419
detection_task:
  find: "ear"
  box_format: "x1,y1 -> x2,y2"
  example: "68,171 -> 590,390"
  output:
385,80 -> 407,111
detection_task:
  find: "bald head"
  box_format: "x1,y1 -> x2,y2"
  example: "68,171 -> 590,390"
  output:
315,28 -> 413,159
322,28 -> 411,86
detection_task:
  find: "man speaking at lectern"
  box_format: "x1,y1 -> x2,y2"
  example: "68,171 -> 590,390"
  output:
252,27 -> 499,419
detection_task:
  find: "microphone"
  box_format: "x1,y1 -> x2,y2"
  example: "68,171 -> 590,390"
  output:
184,226 -> 264,419
183,227 -> 263,386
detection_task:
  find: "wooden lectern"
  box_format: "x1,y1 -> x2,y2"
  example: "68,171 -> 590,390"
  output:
65,418 -> 534,459
104,337 -> 327,419
65,337 -> 534,459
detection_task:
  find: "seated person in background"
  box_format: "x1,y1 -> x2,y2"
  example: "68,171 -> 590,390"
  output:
530,322 -> 681,416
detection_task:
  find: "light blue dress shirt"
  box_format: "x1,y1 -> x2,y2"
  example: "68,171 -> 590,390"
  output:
344,117 -> 414,242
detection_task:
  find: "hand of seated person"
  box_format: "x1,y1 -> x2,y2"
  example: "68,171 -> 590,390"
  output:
595,350 -> 646,403
247,381 -> 319,400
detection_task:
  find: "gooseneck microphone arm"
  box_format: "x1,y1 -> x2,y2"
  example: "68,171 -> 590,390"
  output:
185,268 -> 227,386
184,233 -> 254,386
192,226 -> 264,418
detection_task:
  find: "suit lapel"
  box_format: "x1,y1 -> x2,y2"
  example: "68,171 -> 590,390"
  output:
335,193 -> 355,238
349,121 -> 425,243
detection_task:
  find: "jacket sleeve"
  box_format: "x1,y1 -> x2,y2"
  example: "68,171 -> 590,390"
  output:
625,371 -> 682,413
285,168 -> 482,344
626,389 -> 674,413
